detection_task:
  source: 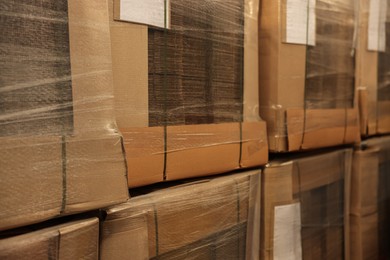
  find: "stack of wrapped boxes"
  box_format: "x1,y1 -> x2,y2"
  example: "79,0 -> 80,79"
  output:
259,0 -> 358,259
0,0 -> 266,258
1,0 -> 390,259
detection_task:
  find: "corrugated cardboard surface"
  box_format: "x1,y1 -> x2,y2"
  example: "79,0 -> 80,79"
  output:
0,1 -> 73,137
259,0 -> 359,152
109,0 -> 268,188
261,149 -> 352,260
100,170 -> 261,260
350,136 -> 390,259
0,0 -> 129,231
0,218 -> 99,260
0,133 -> 128,232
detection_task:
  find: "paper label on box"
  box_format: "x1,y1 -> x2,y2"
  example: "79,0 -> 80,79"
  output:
368,0 -> 387,51
118,0 -> 170,29
285,0 -> 316,46
273,203 -> 302,260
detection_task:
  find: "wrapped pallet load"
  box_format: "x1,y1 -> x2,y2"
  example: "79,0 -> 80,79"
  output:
108,0 -> 268,187
350,136 -> 390,259
261,149 -> 352,259
259,0 -> 360,151
356,0 -> 390,136
0,0 -> 129,231
100,170 -> 261,260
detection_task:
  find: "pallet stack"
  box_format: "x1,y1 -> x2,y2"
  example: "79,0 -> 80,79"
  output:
0,0 -> 390,259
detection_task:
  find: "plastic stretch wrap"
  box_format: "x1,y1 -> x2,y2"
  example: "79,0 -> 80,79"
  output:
108,0 -> 268,187
356,0 -> 390,136
259,0 -> 360,152
261,149 -> 352,260
0,0 -> 129,231
350,136 -> 390,259
0,218 -> 99,260
100,170 -> 261,260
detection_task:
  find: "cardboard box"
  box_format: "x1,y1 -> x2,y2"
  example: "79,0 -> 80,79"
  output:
0,0 -> 129,231
350,136 -> 390,259
259,0 -> 360,152
108,0 -> 268,187
261,149 -> 352,260
0,218 -> 99,259
356,0 -> 390,136
100,170 -> 261,260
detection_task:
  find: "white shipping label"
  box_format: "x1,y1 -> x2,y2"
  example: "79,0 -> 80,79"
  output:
368,0 -> 387,51
285,0 -> 316,46
118,0 -> 170,29
273,203 -> 302,260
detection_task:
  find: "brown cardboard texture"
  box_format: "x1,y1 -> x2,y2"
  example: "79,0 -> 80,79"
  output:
350,135 -> 390,259
0,0 -> 129,231
100,170 -> 261,260
259,0 -> 359,152
261,149 -> 352,260
0,218 -> 99,260
108,0 -> 268,187
356,0 -> 390,136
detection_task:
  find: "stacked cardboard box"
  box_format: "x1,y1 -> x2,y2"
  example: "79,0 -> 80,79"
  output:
356,0 -> 390,135
108,0 -> 268,187
0,218 -> 99,259
100,170 -> 261,260
3,0 -> 390,259
259,0 -> 360,152
350,136 -> 390,259
0,0 -> 128,231
261,149 -> 352,259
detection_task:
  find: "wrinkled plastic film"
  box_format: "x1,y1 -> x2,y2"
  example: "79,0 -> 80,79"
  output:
305,0 -> 355,110
259,0 -> 359,152
0,218 -> 99,259
0,1 -> 73,137
100,170 -> 261,260
0,0 -> 129,231
109,0 -> 267,187
261,149 -> 352,259
148,0 -> 245,126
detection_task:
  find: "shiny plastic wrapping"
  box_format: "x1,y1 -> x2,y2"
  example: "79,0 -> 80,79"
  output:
108,0 -> 268,187
259,0 -> 360,152
0,218 -> 99,260
350,136 -> 390,259
0,0 -> 129,231
356,0 -> 390,136
100,170 -> 261,260
261,149 -> 352,259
